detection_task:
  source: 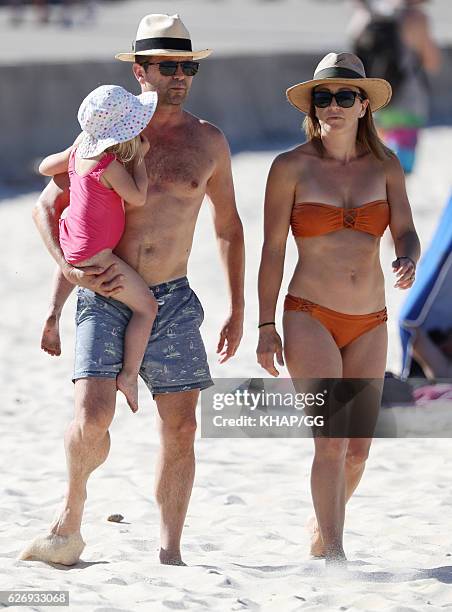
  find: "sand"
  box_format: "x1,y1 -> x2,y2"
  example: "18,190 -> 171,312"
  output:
1,127 -> 452,610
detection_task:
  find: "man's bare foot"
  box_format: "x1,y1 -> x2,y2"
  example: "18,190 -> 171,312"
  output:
159,548 -> 187,566
116,371 -> 139,413
307,515 -> 325,558
18,532 -> 85,566
41,314 -> 61,356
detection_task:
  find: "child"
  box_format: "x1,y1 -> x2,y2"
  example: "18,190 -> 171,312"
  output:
39,84 -> 158,413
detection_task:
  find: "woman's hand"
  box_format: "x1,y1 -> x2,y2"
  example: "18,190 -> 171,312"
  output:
392,256 -> 416,289
256,326 -> 284,377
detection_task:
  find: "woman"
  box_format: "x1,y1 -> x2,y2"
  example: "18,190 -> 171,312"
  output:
256,52 -> 421,566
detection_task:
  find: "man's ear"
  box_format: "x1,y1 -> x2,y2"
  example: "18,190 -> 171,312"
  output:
132,62 -> 147,85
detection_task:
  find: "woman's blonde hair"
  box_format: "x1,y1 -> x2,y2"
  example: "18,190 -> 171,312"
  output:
302,87 -> 394,161
105,134 -> 142,164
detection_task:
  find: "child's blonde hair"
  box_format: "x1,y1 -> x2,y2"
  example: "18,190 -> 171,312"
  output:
106,134 -> 142,164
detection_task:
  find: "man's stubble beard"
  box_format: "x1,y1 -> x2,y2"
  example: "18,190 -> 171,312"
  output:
164,88 -> 189,106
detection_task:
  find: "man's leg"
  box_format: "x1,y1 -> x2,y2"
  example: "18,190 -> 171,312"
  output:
154,389 -> 199,566
19,378 -> 116,565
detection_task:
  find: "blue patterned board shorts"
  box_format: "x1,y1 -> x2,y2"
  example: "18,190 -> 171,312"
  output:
73,276 -> 213,395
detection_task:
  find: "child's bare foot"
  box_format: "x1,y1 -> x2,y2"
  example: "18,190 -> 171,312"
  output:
41,314 -> 61,356
116,371 -> 139,413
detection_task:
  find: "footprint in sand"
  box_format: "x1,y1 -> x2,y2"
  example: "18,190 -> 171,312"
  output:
224,495 -> 246,505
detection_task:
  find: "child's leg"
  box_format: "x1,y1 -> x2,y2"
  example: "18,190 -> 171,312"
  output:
90,253 -> 158,413
41,266 -> 74,356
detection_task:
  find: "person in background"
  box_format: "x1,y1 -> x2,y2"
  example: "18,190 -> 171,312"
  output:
412,327 -> 452,380
351,0 -> 441,173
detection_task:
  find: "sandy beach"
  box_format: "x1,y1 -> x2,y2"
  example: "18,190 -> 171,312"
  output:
1,127 -> 452,610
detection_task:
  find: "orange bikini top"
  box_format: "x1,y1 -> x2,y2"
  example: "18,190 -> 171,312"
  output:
291,200 -> 390,238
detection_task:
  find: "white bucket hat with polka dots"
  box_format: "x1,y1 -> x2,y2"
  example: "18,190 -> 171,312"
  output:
76,85 -> 158,159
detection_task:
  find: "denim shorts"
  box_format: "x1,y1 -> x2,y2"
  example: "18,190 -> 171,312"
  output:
73,276 -> 213,395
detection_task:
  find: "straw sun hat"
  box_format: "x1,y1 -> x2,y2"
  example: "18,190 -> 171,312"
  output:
286,52 -> 392,114
115,13 -> 212,62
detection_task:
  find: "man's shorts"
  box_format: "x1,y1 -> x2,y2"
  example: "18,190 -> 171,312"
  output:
73,276 -> 214,395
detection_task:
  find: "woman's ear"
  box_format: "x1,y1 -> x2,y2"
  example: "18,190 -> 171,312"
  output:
360,99 -> 369,118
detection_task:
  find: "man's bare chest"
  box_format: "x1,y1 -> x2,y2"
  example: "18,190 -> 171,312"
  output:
145,138 -> 214,190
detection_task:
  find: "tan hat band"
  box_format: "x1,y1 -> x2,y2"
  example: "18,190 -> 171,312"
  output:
133,37 -> 193,52
314,67 -> 363,80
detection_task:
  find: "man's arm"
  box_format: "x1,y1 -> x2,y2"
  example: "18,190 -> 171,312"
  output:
32,175 -> 124,295
33,175 -> 71,270
205,127 -> 245,362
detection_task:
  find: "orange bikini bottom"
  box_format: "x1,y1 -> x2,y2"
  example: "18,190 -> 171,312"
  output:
284,294 -> 388,349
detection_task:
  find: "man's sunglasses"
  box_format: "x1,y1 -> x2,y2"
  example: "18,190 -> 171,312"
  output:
312,90 -> 365,108
143,60 -> 200,77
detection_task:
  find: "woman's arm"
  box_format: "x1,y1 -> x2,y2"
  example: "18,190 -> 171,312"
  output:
256,153 -> 296,376
385,155 -> 421,290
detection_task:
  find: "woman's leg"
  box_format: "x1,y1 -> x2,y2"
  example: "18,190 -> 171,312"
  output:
41,266 -> 74,356
340,320 -> 387,497
283,311 -> 348,563
303,320 -> 388,561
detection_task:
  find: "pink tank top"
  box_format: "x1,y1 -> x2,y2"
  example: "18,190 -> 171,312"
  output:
59,147 -> 125,264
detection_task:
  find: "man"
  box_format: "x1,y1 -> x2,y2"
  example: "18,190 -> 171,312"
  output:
20,13 -> 245,566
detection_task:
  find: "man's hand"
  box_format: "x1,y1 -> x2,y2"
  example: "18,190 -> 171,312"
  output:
63,263 -> 124,297
256,327 -> 284,377
217,312 -> 243,363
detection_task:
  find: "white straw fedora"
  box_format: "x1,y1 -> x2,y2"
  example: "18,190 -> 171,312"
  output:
286,52 -> 392,114
115,13 -> 212,62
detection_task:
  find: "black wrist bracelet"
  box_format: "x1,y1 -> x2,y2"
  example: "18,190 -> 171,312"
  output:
258,321 -> 276,329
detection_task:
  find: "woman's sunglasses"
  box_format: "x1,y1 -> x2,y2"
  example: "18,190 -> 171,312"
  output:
144,60 -> 200,77
312,90 -> 365,109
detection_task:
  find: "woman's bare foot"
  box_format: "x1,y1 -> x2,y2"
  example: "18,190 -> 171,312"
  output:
116,371 -> 139,413
307,515 -> 325,558
159,548 -> 187,566
41,314 -> 61,356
